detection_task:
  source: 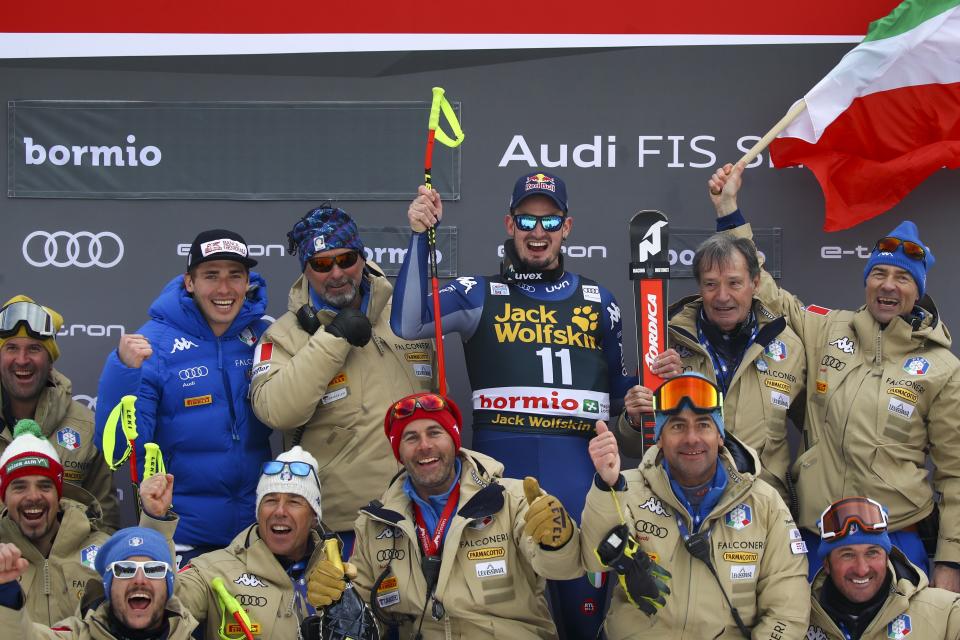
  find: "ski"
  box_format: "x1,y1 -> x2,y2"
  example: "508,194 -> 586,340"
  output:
629,210 -> 670,452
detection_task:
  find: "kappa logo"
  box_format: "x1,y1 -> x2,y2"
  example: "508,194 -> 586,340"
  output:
637,496 -> 671,517
903,356 -> 930,376
56,427 -> 81,451
607,301 -> 620,325
376,527 -> 402,540
724,504 -> 752,530
806,625 -> 828,640
456,277 -> 477,295
234,573 -> 267,588
170,337 -> 198,353
829,336 -> 856,354
636,220 -> 668,262
887,613 -> 911,639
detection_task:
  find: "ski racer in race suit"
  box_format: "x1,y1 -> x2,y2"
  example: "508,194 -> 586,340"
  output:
392,172 -> 634,638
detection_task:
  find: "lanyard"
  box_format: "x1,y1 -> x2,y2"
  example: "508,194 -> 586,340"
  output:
413,484 -> 460,557
696,316 -> 758,394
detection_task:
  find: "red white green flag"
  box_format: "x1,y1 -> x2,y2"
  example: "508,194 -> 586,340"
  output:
770,0 -> 960,231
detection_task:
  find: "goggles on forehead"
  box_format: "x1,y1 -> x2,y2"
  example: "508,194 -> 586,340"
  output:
109,560 -> 170,580
0,301 -> 56,340
875,237 -> 926,262
511,213 -> 566,233
307,251 -> 360,273
652,376 -> 722,415
389,393 -> 448,424
819,496 -> 888,541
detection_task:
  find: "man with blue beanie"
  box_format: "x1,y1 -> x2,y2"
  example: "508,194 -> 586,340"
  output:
0,526 -> 196,638
582,373 -> 810,638
709,163 -> 960,592
808,497 -> 960,639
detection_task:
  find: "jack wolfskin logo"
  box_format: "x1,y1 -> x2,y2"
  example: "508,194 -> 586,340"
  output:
234,573 -> 267,588
170,337 -> 198,353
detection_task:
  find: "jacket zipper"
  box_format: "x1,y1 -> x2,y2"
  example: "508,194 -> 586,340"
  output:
217,337 -> 239,441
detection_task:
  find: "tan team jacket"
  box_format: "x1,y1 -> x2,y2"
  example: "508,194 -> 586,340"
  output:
0,594 -> 197,639
0,497 -> 109,627
250,265 -> 436,532
351,449 -> 583,639
808,547 -> 960,639
735,223 -> 960,563
618,296 -> 805,500
581,441 -> 810,640
0,370 -> 119,532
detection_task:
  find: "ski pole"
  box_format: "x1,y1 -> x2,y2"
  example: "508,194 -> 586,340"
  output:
102,395 -> 141,519
211,577 -> 255,640
423,86 -> 465,396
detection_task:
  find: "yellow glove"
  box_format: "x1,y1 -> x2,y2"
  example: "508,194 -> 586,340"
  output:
307,559 -> 357,608
523,476 -> 574,549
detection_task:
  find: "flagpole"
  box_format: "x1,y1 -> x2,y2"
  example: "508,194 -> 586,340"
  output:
738,99 -> 808,165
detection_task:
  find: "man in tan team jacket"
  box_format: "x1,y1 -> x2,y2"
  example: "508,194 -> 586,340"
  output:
808,497 -> 960,639
309,392 -> 583,639
0,296 -> 118,532
709,163 -> 960,590
617,233 -> 805,502
250,207 -> 436,558
0,526 -> 196,640
584,373 -> 809,639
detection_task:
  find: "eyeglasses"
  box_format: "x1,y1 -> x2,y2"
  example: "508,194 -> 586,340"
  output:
0,301 -> 56,340
109,560 -> 170,580
653,376 -> 722,415
389,393 -> 448,423
307,251 -> 360,273
875,237 -> 926,262
511,213 -> 566,233
819,497 -> 888,541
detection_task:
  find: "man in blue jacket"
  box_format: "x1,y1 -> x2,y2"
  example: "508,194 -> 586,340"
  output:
96,229 -> 272,565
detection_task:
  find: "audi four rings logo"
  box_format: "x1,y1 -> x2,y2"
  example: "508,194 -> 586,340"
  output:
820,355 -> 846,371
178,366 -> 210,380
22,231 -> 124,268
634,520 -> 668,538
234,595 -> 268,607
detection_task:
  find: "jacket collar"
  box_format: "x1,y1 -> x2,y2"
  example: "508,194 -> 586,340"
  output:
286,262 -> 390,321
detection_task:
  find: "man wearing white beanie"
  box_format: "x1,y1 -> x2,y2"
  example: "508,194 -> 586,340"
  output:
139,446 -> 338,639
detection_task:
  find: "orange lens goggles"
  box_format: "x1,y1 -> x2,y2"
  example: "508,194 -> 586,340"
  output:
875,237 -> 926,261
390,393 -> 448,422
819,497 -> 888,541
652,376 -> 721,414
307,251 -> 360,273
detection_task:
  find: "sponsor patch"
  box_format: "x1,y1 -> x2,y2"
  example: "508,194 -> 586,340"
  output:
251,363 -> 269,379
376,527 -> 401,540
405,352 -> 430,362
489,282 -> 510,296
64,469 -> 82,482
475,560 -> 507,578
582,285 -> 601,303
729,564 -> 756,580
764,379 -> 790,393
887,397 -> 916,420
723,551 -> 759,563
755,358 -> 769,373
903,356 -> 930,376
807,625 -> 829,640
829,336 -> 855,354
816,380 -> 828,394
771,390 -> 790,409
412,363 -> 432,378
201,238 -> 248,258
328,372 -> 347,386
638,496 -> 671,517
56,427 -> 81,451
764,339 -> 787,361
376,575 -> 400,608
887,387 -> 919,403
321,387 -> 348,405
226,624 -> 261,635
129,537 -> 144,547
313,236 -> 326,252
455,276 -> 477,294
467,547 -> 505,561
646,552 -> 660,564
587,571 -> 606,588
887,613 -> 911,639
5,456 -> 50,474
467,515 -> 495,530
184,394 -> 212,407
804,304 -> 831,315
791,539 -> 808,555
80,544 -> 99,569
788,528 -> 803,541
238,327 -> 257,347
234,573 -> 267,588
253,341 -> 273,364
724,504 -> 752,530
580,598 -> 598,615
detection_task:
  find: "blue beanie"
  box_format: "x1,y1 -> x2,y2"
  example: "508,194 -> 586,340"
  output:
652,372 -> 725,442
96,527 -> 174,598
817,522 -> 892,563
287,206 -> 365,272
863,221 -> 934,298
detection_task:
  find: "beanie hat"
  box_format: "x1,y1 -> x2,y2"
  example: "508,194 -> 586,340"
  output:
383,392 -> 463,462
186,229 -> 257,270
0,295 -> 62,362
817,522 -> 893,563
256,446 -> 322,520
287,206 -> 365,272
863,220 -> 934,298
0,420 -> 63,501
652,372 -> 725,442
96,527 -> 174,599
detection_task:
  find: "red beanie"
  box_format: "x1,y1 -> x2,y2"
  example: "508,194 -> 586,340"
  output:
384,393 -> 463,461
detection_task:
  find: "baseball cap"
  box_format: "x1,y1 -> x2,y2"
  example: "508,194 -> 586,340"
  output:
509,172 -> 568,213
187,229 -> 257,270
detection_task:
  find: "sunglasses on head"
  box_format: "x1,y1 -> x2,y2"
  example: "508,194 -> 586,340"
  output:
653,376 -> 723,415
307,251 -> 360,273
875,237 -> 926,262
389,393 -> 448,423
109,560 -> 170,580
0,301 -> 56,340
819,496 -> 888,541
511,213 -> 566,233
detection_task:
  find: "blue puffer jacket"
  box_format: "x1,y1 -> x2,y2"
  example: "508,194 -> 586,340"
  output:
95,273 -> 272,547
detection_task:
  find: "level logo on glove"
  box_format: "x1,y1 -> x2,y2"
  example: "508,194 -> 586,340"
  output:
596,523 -> 671,616
522,477 -> 574,549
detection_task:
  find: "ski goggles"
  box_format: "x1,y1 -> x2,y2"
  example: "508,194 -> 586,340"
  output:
875,237 -> 926,262
307,250 -> 360,273
819,497 -> 888,541
389,393 -> 448,422
511,213 -> 566,233
652,375 -> 722,414
0,301 -> 56,340
108,560 -> 170,580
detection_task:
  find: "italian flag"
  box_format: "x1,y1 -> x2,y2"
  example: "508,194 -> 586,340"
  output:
770,0 -> 960,231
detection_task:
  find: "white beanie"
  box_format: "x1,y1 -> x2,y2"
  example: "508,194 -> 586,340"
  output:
256,446 -> 322,520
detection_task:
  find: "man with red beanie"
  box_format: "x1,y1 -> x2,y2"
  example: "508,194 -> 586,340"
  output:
310,392 -> 584,638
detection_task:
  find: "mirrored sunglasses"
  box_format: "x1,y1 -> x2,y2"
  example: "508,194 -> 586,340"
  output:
875,237 -> 926,261
512,213 -> 566,232
307,251 -> 360,273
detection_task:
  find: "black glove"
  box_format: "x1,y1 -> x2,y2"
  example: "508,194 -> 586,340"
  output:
596,524 -> 671,616
325,308 -> 372,347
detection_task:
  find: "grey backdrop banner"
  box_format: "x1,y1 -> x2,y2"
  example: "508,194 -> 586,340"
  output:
8,100 -> 462,199
670,228 -> 782,279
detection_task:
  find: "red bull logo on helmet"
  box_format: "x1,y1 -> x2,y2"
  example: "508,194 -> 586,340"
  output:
525,173 -> 556,192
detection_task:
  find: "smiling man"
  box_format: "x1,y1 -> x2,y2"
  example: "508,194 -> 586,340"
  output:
393,173 -> 633,637
710,164 -> 960,589
582,373 -> 809,638
96,229 -> 272,564
809,497 -> 960,639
